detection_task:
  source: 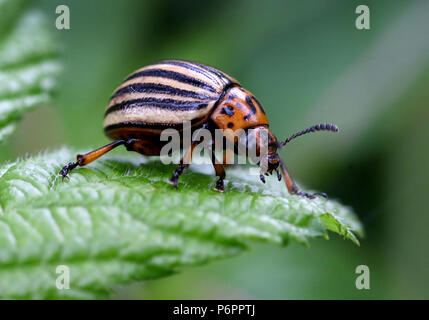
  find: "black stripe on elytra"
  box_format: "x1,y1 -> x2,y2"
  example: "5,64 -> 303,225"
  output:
104,118 -> 205,131
105,98 -> 209,116
124,69 -> 217,93
194,62 -> 232,85
159,60 -> 221,84
244,96 -> 257,120
111,83 -> 216,100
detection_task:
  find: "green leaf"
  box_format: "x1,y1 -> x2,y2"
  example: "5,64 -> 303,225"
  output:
0,0 -> 60,143
0,148 -> 363,299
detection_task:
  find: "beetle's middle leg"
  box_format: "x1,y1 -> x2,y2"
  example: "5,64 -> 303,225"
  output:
211,151 -> 226,192
168,142 -> 198,188
59,139 -> 139,179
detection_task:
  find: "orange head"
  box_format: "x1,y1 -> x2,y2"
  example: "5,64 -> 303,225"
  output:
211,85 -> 339,178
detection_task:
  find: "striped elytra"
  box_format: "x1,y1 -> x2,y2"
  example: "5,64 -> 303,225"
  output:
104,60 -> 236,133
60,59 -> 339,199
103,60 -> 269,141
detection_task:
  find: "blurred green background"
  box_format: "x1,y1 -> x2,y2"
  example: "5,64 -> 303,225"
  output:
1,0 -> 429,299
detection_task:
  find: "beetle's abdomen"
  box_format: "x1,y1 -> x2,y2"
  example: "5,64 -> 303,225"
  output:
103,60 -> 238,139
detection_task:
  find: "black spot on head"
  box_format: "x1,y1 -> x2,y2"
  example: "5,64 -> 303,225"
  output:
227,122 -> 234,128
221,106 -> 235,116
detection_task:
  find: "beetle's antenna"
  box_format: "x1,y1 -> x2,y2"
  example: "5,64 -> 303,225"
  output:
278,123 -> 339,148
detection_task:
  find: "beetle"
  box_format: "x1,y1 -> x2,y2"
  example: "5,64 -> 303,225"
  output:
59,59 -> 338,198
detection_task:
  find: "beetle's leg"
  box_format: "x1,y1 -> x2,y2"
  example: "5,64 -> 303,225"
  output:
222,149 -> 236,168
279,159 -> 327,199
168,142 -> 198,188
211,152 -> 226,192
59,139 -> 139,180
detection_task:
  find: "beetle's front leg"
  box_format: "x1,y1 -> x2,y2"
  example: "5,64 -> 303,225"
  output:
279,159 -> 327,199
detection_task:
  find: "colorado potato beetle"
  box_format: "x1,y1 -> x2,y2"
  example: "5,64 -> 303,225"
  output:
59,60 -> 338,198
